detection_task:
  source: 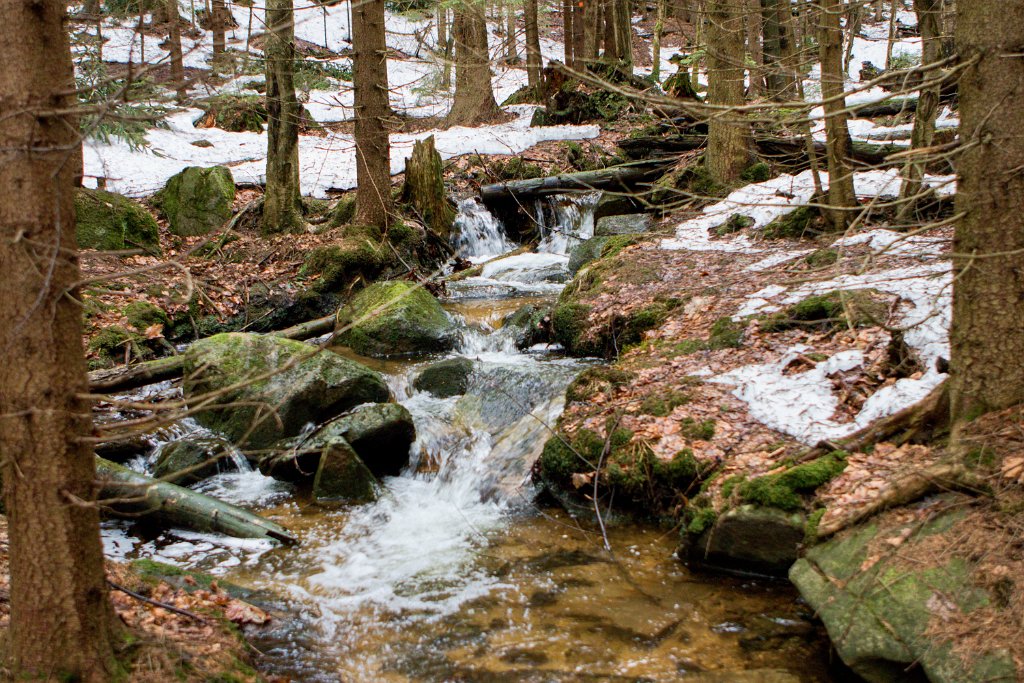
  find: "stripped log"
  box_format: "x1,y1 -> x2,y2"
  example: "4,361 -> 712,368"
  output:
97,458 -> 297,544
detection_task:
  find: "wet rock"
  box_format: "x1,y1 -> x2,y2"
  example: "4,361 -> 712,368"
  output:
594,213 -> 653,236
310,402 -> 415,477
790,503 -> 1016,683
183,333 -> 389,449
413,357 -> 473,398
155,165 -> 235,237
501,304 -> 553,348
457,362 -> 577,434
336,281 -> 457,357
312,436 -> 378,504
153,436 -> 240,485
567,236 -> 611,276
679,506 -> 805,577
75,188 -> 160,253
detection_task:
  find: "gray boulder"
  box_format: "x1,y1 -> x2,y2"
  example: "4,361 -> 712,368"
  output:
413,357 -> 474,398
153,436 -> 240,485
75,188 -> 160,253
182,333 -> 389,449
336,281 -> 458,357
679,506 -> 805,577
594,213 -> 653,236
155,165 -> 235,236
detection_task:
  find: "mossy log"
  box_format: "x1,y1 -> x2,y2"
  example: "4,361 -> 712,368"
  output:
479,159 -> 674,205
87,312 -> 336,393
97,458 -> 297,543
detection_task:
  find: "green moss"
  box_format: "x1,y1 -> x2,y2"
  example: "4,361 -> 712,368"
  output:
336,281 -> 456,356
494,156 -> 544,181
75,188 -> 160,253
965,447 -> 997,469
804,508 -> 826,544
738,451 -> 849,511
123,301 -> 169,330
720,474 -> 745,499
198,95 -> 268,132
686,507 -> 718,535
689,163 -> 728,198
680,417 -> 715,440
301,236 -> 387,292
89,325 -> 140,361
154,166 -> 235,237
539,429 -> 602,482
640,390 -> 691,417
741,161 -> 772,183
552,302 -> 596,355
708,317 -> 746,349
566,366 -> 635,403
329,194 -> 358,227
760,290 -> 888,334
715,213 -> 755,236
674,338 -> 706,355
805,248 -> 839,268
598,234 -> 640,259
761,205 -> 821,239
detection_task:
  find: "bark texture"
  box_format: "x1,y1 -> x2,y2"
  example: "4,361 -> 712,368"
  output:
949,0 -> 1024,427
705,0 -> 751,184
401,136 -> 456,239
263,0 -> 304,233
166,0 -> 187,101
898,0 -> 941,215
525,0 -> 543,88
818,0 -> 856,230
448,0 -> 501,126
352,0 -> 395,227
0,1 -> 117,678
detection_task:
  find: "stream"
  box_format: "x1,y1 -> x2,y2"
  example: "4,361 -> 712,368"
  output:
101,196 -> 836,682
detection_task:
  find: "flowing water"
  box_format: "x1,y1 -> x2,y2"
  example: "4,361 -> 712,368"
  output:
101,197 -> 835,682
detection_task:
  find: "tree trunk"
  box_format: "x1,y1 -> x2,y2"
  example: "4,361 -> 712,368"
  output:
572,0 -> 587,71
0,1 -> 118,678
761,0 -> 796,99
352,0 -> 395,227
448,1 -> 502,125
949,0 -> 1024,430
212,0 -> 227,57
614,0 -> 632,75
602,0 -> 618,65
897,0 -> 941,216
401,135 -> 457,239
705,0 -> 751,183
505,1 -> 518,62
438,6 -> 453,88
525,0 -> 543,88
167,0 -> 187,101
652,0 -> 666,81
582,0 -> 601,65
564,0 -> 576,67
264,0 -> 304,233
745,0 -> 763,97
818,0 -> 856,231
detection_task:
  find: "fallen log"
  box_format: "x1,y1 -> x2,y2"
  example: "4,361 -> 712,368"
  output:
87,311 -> 336,394
478,159 -> 674,205
97,457 -> 297,544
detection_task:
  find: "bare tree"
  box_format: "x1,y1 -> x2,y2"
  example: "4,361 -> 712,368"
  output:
264,0 -> 304,233
448,0 -> 502,125
353,0 -> 396,226
897,0 -> 941,216
166,0 -> 187,101
0,1 -> 118,678
949,0 -> 1024,430
525,0 -> 543,88
818,0 -> 856,230
706,0 -> 752,183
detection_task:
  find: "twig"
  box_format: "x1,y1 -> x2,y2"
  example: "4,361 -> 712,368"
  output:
107,579 -> 210,625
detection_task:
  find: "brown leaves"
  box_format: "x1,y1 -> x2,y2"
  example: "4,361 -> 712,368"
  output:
1000,456 -> 1024,485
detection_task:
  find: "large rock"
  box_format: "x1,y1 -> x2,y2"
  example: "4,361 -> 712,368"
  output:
311,403 -> 415,477
153,436 -> 240,485
502,303 -> 553,349
679,506 -> 805,577
594,213 -> 653,236
336,281 -> 457,357
312,436 -> 377,504
182,333 -> 389,449
155,165 -> 235,236
567,236 -> 611,275
790,501 -> 1016,683
413,357 -> 473,398
75,188 -> 160,253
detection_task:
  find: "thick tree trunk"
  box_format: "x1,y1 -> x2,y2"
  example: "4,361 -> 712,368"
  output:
264,0 -> 304,233
0,1 -> 118,679
897,0 -> 941,216
582,0 -> 600,65
401,136 -> 456,239
652,0 -> 666,81
949,0 -> 1024,429
525,0 -> 543,88
563,0 -> 576,67
818,0 -> 856,231
353,0 -> 395,227
761,0 -> 796,99
167,0 -> 187,101
705,0 -> 751,183
448,1 -> 502,125
212,0 -> 227,57
572,0 -> 587,71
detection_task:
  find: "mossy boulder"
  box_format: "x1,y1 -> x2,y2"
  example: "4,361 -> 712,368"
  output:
312,436 -> 378,504
195,95 -> 268,133
761,206 -> 824,239
123,301 -> 169,330
153,436 -> 239,485
760,290 -> 889,334
75,188 -> 160,253
155,166 -> 235,236
790,504 -> 1016,682
301,228 -> 389,293
310,403 -> 416,477
567,236 -> 611,275
679,505 -> 806,577
501,304 -> 553,349
335,281 -> 457,357
594,213 -> 653,237
413,357 -> 473,398
182,333 -> 389,449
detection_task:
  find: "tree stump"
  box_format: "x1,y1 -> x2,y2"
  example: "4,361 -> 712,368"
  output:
401,136 -> 455,240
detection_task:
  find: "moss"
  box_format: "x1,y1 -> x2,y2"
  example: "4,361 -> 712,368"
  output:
720,474 -> 745,499
301,237 -> 387,292
674,338 -> 706,355
708,317 -> 746,349
715,213 -> 755,236
336,281 -> 456,357
565,366 -> 635,403
329,194 -> 358,227
738,451 -> 848,511
197,95 -> 268,132
965,447 -> 997,469
599,234 -> 641,259
680,417 -> 716,440
689,163 -> 728,198
639,390 -> 691,417
75,188 -> 160,254
805,247 -> 839,268
804,508 -> 826,544
89,325 -> 141,361
741,161 -> 772,183
494,156 -> 544,181
687,507 -> 718,535
552,302 -> 596,355
539,429 -> 602,482
760,290 -> 888,334
123,301 -> 169,330
806,352 -> 829,362
154,166 -> 235,237
761,205 -> 821,239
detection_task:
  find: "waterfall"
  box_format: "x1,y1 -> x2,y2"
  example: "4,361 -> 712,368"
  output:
534,192 -> 600,255
451,197 -> 514,260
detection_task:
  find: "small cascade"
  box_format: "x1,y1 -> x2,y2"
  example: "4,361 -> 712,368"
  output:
534,192 -> 600,255
451,197 -> 514,261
